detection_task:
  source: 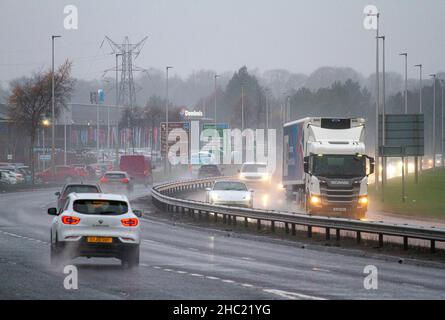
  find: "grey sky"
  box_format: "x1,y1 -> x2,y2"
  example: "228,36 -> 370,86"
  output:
0,0 -> 444,85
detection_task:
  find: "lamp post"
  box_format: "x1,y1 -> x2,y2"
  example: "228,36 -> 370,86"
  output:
114,53 -> 122,164
367,11 -> 380,188
430,74 -> 437,168
51,35 -> 61,174
414,64 -> 423,173
399,52 -> 409,176
441,79 -> 444,167
264,88 -> 270,132
241,86 -> 244,131
378,35 -> 386,194
165,66 -> 173,173
42,119 -> 50,171
399,53 -> 408,114
214,74 -> 220,127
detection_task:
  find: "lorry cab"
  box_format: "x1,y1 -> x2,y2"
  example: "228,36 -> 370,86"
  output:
282,117 -> 374,220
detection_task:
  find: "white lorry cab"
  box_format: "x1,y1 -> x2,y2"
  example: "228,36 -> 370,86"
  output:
282,117 -> 374,219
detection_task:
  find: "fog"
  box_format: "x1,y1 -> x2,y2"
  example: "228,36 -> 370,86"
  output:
1,0 -> 444,86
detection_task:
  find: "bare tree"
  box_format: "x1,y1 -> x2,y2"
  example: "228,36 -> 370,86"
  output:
8,60 -> 74,182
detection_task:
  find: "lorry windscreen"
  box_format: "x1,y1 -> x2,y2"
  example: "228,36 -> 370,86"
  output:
312,155 -> 366,178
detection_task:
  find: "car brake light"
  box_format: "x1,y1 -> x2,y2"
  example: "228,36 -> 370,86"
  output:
61,216 -> 81,225
121,218 -> 139,227
100,176 -> 108,183
121,178 -> 129,183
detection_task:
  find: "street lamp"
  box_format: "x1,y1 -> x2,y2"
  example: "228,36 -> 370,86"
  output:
414,64 -> 423,173
367,11 -> 380,188
399,52 -> 408,176
264,88 -> 271,131
113,53 -> 122,166
378,35 -> 386,189
430,74 -> 437,168
51,35 -> 61,175
214,74 -> 220,127
41,118 -> 50,171
441,79 -> 444,167
165,66 -> 173,172
241,86 -> 244,131
399,53 -> 408,114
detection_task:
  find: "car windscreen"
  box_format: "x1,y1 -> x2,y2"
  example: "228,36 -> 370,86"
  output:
241,164 -> 267,173
73,199 -> 128,215
213,182 -> 247,191
63,185 -> 99,196
105,173 -> 126,179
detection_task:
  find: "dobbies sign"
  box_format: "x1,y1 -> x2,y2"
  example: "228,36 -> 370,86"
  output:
180,109 -> 204,119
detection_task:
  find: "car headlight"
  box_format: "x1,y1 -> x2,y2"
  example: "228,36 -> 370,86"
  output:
261,174 -> 270,181
310,195 -> 321,205
358,196 -> 368,205
244,194 -> 251,201
239,173 -> 245,180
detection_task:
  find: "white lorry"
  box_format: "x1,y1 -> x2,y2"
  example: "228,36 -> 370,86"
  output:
282,117 -> 374,219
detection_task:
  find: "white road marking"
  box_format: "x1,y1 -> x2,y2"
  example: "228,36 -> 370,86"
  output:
176,270 -> 187,274
190,273 -> 203,277
222,279 -> 235,283
312,267 -> 331,273
205,276 -> 220,280
263,289 -> 325,300
241,283 -> 254,287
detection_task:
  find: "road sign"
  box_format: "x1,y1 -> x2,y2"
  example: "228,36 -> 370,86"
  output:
202,123 -> 229,137
98,89 -> 105,103
378,114 -> 424,157
160,122 -> 190,157
7,154 -> 12,161
39,154 -> 51,161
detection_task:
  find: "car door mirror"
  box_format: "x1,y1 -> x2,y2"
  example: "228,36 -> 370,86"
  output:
133,209 -> 142,218
55,191 -> 60,196
47,207 -> 58,215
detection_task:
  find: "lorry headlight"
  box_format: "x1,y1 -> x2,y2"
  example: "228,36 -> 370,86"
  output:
261,174 -> 270,181
239,173 -> 245,180
310,195 -> 321,204
358,196 -> 368,205
211,193 -> 219,200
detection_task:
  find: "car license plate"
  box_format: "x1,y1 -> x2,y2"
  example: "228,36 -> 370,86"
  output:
87,237 -> 113,243
333,207 -> 347,212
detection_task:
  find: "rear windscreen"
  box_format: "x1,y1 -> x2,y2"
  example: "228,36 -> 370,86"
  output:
73,200 -> 128,215
64,185 -> 99,196
105,173 -> 126,179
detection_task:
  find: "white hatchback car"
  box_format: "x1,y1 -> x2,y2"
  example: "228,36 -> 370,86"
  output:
239,162 -> 271,185
48,193 -> 141,267
206,180 -> 253,208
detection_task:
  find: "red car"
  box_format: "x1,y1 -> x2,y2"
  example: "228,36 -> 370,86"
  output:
36,165 -> 88,183
119,155 -> 153,186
